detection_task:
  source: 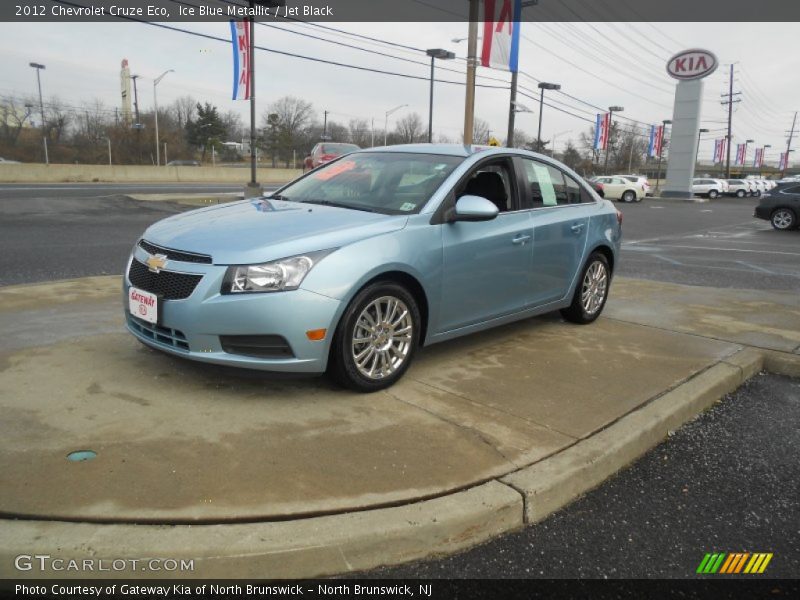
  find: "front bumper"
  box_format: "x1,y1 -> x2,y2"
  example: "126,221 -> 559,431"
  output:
754,205 -> 771,220
123,250 -> 343,373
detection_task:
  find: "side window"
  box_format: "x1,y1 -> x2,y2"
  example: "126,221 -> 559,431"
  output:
564,173 -> 587,204
519,159 -> 572,208
457,161 -> 514,213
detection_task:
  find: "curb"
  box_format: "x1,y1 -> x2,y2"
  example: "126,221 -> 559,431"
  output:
1,347 -> 797,578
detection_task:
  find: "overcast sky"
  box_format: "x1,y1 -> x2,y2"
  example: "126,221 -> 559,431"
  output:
0,20 -> 796,165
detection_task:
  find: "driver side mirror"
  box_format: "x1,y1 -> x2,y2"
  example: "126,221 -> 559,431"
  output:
449,195 -> 499,222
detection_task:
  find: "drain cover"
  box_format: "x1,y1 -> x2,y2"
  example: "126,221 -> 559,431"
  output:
67,450 -> 97,462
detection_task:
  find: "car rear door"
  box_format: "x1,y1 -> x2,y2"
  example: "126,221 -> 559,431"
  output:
514,157 -> 591,305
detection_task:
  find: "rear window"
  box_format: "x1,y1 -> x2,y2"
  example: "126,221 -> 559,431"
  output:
320,144 -> 359,154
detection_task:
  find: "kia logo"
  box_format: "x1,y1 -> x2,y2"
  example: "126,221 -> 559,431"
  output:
666,49 -> 718,81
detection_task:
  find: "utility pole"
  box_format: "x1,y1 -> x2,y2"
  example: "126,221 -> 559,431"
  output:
781,111 -> 797,179
507,71 -> 518,147
130,75 -> 141,124
720,63 -> 741,179
462,0 -> 479,145
322,110 -> 329,140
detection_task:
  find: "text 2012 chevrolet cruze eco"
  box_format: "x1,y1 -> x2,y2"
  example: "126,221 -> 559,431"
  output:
125,145 -> 622,392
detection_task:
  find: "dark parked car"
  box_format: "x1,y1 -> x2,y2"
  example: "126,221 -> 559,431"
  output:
754,183 -> 800,230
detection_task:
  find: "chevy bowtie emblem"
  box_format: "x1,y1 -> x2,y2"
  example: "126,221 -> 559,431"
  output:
146,253 -> 168,273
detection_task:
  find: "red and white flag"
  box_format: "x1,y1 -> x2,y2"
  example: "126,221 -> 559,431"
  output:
753,147 -> 764,168
713,138 -> 727,163
778,152 -> 788,170
594,113 -> 611,151
230,20 -> 250,100
481,0 -> 522,72
735,143 -> 746,166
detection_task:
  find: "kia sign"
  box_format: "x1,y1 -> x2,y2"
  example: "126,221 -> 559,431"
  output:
666,49 -> 718,80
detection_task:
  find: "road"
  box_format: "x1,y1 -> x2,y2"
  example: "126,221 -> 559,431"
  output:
365,374 -> 800,578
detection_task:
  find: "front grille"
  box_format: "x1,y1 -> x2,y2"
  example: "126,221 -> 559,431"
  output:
220,335 -> 295,359
139,239 -> 212,264
128,314 -> 190,351
128,259 -> 202,300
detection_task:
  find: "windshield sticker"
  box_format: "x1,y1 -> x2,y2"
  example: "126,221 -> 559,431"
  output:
250,199 -> 300,213
399,202 -> 416,211
532,164 -> 557,206
314,160 -> 357,181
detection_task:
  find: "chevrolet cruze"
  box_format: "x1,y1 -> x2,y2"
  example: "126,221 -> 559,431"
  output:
125,145 -> 622,391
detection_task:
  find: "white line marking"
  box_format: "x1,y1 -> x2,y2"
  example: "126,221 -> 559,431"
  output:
655,254 -> 683,266
648,244 -> 800,257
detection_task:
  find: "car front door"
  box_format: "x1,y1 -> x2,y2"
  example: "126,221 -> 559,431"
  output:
437,158 -> 533,332
515,157 -> 592,305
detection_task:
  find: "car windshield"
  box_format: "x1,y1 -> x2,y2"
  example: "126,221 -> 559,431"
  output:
274,152 -> 464,215
319,144 -> 359,154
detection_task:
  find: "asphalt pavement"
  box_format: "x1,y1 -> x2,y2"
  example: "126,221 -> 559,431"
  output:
0,182 -> 248,199
365,373 -> 800,578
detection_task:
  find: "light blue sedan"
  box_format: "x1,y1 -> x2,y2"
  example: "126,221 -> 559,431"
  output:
124,145 -> 622,391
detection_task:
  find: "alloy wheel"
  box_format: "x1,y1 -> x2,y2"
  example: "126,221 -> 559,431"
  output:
351,295 -> 414,380
771,209 -> 795,230
581,261 -> 608,316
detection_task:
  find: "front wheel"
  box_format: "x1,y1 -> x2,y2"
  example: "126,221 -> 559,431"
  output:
771,208 -> 797,231
736,189 -> 745,198
560,252 -> 611,324
328,282 -> 420,392
708,189 -> 719,199
621,190 -> 636,203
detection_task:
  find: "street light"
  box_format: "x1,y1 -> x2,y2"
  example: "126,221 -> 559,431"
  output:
603,105 -> 624,175
655,119 -> 671,194
384,104 -> 408,146
695,127 -> 710,167
426,48 -> 455,143
153,69 -> 174,166
29,62 -> 48,165
744,139 -> 754,170
536,82 -> 561,152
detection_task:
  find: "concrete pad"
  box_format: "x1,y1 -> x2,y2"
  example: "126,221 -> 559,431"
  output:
607,278 -> 800,353
407,315 -> 739,439
0,481 -> 523,579
501,350 -> 758,524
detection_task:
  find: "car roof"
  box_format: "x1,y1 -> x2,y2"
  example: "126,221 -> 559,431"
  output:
362,143 -> 554,160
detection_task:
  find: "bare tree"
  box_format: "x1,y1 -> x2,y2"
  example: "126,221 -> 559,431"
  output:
469,118 -> 490,144
348,118 -> 371,147
172,96 -> 197,130
0,97 -> 34,147
394,112 -> 424,143
263,96 -> 315,166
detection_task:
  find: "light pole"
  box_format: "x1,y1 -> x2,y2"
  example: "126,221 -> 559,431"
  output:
550,129 -> 572,157
655,119 -> 671,194
761,144 -> 771,171
695,127 -> 709,167
384,104 -> 407,146
153,69 -> 174,166
426,48 -> 455,143
603,105 -> 624,175
744,138 -> 754,172
29,62 -> 48,165
536,82 -> 561,152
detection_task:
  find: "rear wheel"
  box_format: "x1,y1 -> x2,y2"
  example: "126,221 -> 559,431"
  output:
771,208 -> 797,231
560,252 -> 611,324
736,189 -> 745,198
621,190 -> 636,203
328,281 -> 420,392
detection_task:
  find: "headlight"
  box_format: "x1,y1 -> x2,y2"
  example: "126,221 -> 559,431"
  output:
223,250 -> 335,294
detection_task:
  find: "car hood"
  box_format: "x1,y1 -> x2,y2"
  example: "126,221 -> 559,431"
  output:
142,199 -> 408,264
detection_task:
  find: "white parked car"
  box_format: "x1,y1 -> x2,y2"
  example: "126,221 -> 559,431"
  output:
592,176 -> 644,202
618,174 -> 651,196
692,178 -> 727,199
0,157 -> 21,164
725,179 -> 752,198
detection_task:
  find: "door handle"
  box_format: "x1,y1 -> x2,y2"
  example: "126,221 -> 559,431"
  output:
570,223 -> 585,233
512,234 -> 532,245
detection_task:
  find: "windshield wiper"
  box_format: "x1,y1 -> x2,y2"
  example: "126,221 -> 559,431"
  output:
301,199 -> 377,213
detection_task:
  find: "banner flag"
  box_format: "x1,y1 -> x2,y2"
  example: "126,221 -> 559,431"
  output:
713,138 -> 727,163
753,147 -> 763,168
735,143 -> 746,166
647,125 -> 657,157
594,113 -> 610,151
779,152 -> 788,170
230,20 -> 250,100
481,0 -> 522,72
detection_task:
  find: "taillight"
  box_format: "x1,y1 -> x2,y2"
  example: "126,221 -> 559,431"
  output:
616,209 -> 623,225
597,183 -> 604,190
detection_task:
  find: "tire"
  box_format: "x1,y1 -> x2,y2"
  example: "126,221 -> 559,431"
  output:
621,190 -> 636,203
736,189 -> 745,198
770,208 -> 797,231
708,189 -> 719,199
328,281 -> 421,392
560,252 -> 611,325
